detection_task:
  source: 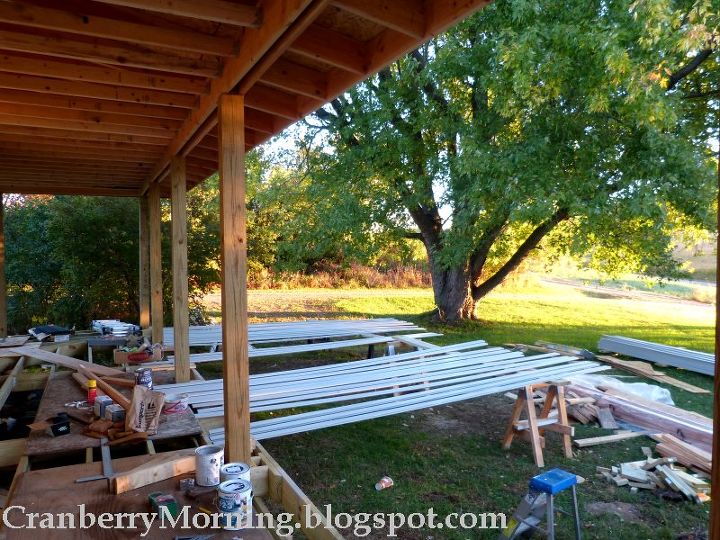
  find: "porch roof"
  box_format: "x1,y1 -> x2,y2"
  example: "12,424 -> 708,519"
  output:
0,0 -> 489,197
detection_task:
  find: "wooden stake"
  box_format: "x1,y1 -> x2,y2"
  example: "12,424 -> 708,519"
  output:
138,196 -> 151,329
170,156 -> 190,383
218,94 -> 251,463
148,183 -> 163,344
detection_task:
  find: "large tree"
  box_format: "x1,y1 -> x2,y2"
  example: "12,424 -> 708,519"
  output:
301,0 -> 718,321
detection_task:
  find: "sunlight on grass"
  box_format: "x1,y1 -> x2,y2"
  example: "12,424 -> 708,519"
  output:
335,282 -> 714,352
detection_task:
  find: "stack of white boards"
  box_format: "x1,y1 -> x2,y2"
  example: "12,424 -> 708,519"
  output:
163,318 -> 425,347
598,335 -> 714,376
158,340 -> 608,442
91,320 -> 140,337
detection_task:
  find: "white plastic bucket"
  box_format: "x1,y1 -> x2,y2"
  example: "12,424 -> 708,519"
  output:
220,462 -> 251,483
195,445 -> 224,486
217,479 -> 252,530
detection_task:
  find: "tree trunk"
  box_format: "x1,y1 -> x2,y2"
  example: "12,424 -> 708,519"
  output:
430,263 -> 476,322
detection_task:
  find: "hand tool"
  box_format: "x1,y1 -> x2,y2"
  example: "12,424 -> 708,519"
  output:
75,437 -> 114,483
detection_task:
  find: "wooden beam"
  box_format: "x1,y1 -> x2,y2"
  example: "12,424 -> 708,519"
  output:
0,194 -> 6,339
93,0 -> 262,27
0,73 -> 198,109
0,125 -> 171,146
0,357 -> 23,411
0,102 -> 182,130
170,157 -> 190,383
140,0 -> 319,194
0,53 -> 208,95
290,25 -> 367,74
0,89 -> 189,119
245,84 -> 301,120
218,94 -> 251,463
331,0 -> 425,39
0,2 -> 234,56
139,196 -> 151,329
0,142 -> 160,161
0,114 -> 175,138
260,59 -> 328,100
0,134 -> 165,154
0,182 -> 141,197
148,183 -> 164,344
0,29 -> 221,77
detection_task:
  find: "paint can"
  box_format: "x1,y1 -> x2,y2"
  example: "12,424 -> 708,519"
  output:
162,393 -> 189,414
134,367 -> 153,390
216,479 -> 252,530
220,462 -> 251,483
195,445 -> 224,486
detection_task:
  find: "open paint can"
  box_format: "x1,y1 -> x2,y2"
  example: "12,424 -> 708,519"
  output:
220,462 -> 251,483
195,445 -> 224,486
217,479 -> 252,530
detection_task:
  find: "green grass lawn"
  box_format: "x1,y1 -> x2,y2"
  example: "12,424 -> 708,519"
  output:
210,282 -> 715,539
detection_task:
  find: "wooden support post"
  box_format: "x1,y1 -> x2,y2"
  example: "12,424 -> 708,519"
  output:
218,94 -> 251,463
0,193 -> 6,338
138,196 -> 151,329
148,183 -> 163,344
710,130 -> 720,540
170,156 -> 190,383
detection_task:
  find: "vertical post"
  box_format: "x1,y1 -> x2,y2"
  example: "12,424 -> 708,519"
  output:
710,125 -> 719,540
0,193 -> 6,339
171,157 -> 190,383
138,197 -> 151,329
148,183 -> 164,344
218,94 -> 251,463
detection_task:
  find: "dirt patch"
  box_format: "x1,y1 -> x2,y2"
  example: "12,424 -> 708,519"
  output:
416,395 -> 511,439
585,501 -> 642,523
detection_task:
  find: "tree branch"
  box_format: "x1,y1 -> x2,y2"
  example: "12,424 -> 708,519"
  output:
667,48 -> 714,90
471,208 -> 570,300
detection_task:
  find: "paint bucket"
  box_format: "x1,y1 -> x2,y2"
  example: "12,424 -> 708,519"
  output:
220,462 -> 251,483
195,445 -> 224,486
216,479 -> 252,530
162,393 -> 189,414
134,367 -> 153,389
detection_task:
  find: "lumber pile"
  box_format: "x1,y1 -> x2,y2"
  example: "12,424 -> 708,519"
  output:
598,335 -> 714,376
652,433 -> 712,475
568,383 -> 712,452
597,449 -> 710,503
594,355 -> 709,394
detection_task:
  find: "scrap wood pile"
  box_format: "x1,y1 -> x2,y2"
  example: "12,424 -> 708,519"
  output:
14,345 -> 171,443
597,446 -> 710,504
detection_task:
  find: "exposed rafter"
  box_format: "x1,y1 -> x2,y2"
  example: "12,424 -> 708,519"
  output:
92,0 -> 263,27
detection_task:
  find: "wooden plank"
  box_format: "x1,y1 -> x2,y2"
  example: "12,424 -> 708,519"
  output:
148,183 -> 164,344
77,366 -> 131,410
0,52 -> 208,95
219,94 -> 251,463
0,2 -> 234,56
5,346 -> 121,376
171,156 -> 191,383
0,357 -> 23,410
331,0 -> 425,39
112,448 -> 195,494
0,113 -> 175,138
0,438 -> 26,468
597,407 -> 619,429
0,90 -> 189,120
0,102 -> 182,130
290,24 -> 367,74
257,442 -> 344,540
139,196 -> 151,328
8,453 -> 273,540
0,29 -> 221,77
574,431 -> 649,447
93,0 -> 262,27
